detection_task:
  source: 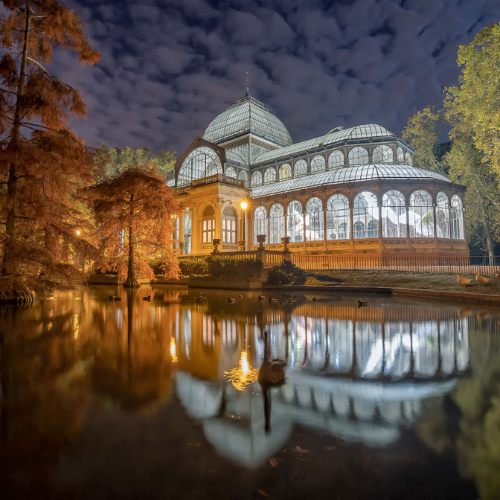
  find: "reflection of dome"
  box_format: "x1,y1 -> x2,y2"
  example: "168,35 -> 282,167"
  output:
203,95 -> 293,147
176,371 -> 223,419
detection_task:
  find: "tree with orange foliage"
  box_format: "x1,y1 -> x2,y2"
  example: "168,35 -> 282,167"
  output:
0,0 -> 100,300
82,166 -> 179,288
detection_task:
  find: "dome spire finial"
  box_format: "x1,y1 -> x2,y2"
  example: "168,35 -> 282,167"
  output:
245,71 -> 249,96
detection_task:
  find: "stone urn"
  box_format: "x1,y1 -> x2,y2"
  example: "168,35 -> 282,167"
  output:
212,238 -> 221,253
257,234 -> 266,249
281,236 -> 291,251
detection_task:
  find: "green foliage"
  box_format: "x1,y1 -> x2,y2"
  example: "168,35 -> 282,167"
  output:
266,260 -> 306,285
179,256 -> 262,281
93,144 -> 176,182
178,258 -> 209,278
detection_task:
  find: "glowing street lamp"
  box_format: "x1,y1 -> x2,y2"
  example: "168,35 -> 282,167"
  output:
76,229 -> 81,236
240,200 -> 248,251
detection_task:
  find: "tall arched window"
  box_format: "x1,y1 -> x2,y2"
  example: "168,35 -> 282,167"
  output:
253,206 -> 267,244
450,195 -> 464,239
305,197 -> 324,241
222,206 -> 237,244
238,170 -> 248,183
372,145 -> 394,163
251,171 -> 262,187
328,151 -> 344,169
287,201 -> 303,242
397,147 -> 404,163
178,147 -> 222,187
202,205 -> 215,244
326,194 -> 350,240
409,190 -> 434,237
269,203 -> 285,244
405,152 -> 413,166
294,160 -> 307,177
225,166 -> 236,178
353,192 -> 379,239
311,155 -> 326,174
280,164 -> 292,180
348,147 -> 369,165
264,167 -> 276,184
382,190 -> 406,238
436,192 -> 450,238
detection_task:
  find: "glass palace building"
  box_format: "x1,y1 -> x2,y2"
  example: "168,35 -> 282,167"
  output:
171,94 -> 467,257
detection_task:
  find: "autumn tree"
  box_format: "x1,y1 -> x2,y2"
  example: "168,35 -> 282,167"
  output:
82,166 -> 179,288
0,0 -> 100,298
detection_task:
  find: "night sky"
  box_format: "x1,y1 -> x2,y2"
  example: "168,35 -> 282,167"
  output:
57,0 -> 500,156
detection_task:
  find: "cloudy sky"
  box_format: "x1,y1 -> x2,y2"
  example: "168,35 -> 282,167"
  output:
57,0 -> 500,156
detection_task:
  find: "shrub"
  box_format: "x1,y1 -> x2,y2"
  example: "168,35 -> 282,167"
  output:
178,258 -> 209,278
266,260 -> 307,285
207,256 -> 263,281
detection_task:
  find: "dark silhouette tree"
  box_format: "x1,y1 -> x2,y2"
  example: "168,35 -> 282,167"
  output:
0,0 -> 100,298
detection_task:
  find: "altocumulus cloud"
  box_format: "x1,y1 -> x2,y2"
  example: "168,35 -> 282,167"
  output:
54,0 -> 500,155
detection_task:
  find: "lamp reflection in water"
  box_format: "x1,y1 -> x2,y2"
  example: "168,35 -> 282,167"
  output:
224,349 -> 258,391
170,338 -> 178,363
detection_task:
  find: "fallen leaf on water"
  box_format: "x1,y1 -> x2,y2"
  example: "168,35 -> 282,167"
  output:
294,446 -> 310,454
257,489 -> 272,498
269,458 -> 279,468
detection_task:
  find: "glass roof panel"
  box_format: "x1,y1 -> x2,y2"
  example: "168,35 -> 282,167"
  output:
250,164 -> 451,198
225,151 -> 247,166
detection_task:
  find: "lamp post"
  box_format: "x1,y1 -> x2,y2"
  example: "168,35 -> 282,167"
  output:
240,200 -> 248,251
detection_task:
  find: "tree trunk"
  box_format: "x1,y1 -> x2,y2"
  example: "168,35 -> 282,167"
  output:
477,192 -> 495,265
2,2 -> 31,277
124,194 -> 139,288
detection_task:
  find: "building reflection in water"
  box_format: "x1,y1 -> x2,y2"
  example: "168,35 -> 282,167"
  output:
174,300 -> 470,467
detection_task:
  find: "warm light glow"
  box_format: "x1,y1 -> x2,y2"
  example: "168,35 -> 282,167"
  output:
170,338 -> 178,363
224,349 -> 258,391
76,229 -> 81,236
241,350 -> 249,374
240,201 -> 248,211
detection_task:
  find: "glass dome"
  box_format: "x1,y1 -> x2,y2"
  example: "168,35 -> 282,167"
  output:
203,95 -> 293,147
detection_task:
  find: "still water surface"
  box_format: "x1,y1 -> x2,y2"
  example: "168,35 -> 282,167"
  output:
0,286 -> 499,499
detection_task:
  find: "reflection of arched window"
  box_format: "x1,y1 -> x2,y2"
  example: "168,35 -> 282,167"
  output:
238,170 -> 248,183
253,206 -> 267,244
326,194 -> 350,240
287,201 -> 303,242
450,195 -> 464,239
202,315 -> 215,349
280,164 -> 292,180
405,152 -> 413,166
251,171 -> 262,187
225,166 -> 236,178
328,151 -> 344,169
353,192 -> 379,239
202,205 -> 215,244
436,192 -> 450,238
409,190 -> 434,238
372,145 -> 394,163
264,167 -> 276,183
311,155 -> 326,174
222,206 -> 237,244
305,197 -> 324,241
269,203 -> 285,244
348,147 -> 369,165
294,160 -> 307,177
397,147 -> 404,163
178,147 -> 222,187
382,190 -> 406,238
222,319 -> 237,350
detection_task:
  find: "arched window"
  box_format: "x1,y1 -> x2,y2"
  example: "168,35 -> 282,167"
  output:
382,190 -> 406,238
222,206 -> 237,244
264,167 -> 276,184
269,203 -> 285,244
287,201 -> 303,242
409,190 -> 434,237
178,147 -> 222,187
253,206 -> 267,244
397,147 -> 404,163
225,166 -> 236,178
372,145 -> 394,163
305,197 -> 324,241
326,194 -> 350,240
348,147 -> 369,166
405,152 -> 413,166
294,160 -> 307,177
251,171 -> 262,187
280,164 -> 292,180
328,151 -> 344,169
436,192 -> 450,238
310,155 -> 326,174
353,192 -> 379,239
238,170 -> 248,183
450,195 -> 464,239
202,205 -> 215,244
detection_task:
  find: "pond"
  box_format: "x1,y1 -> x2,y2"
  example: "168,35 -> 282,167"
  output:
0,286 -> 499,499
